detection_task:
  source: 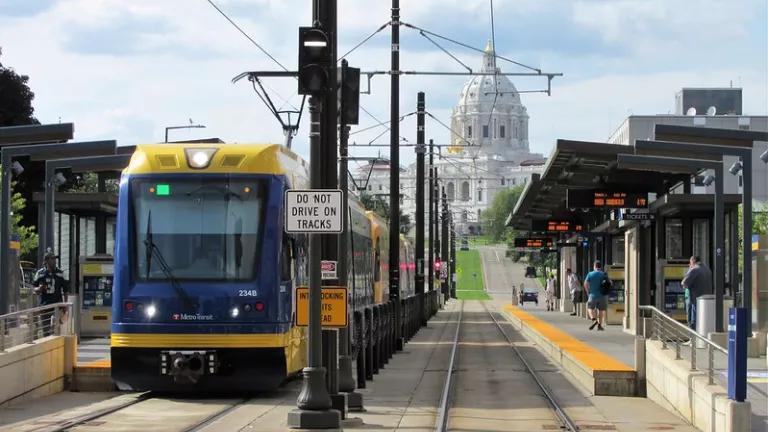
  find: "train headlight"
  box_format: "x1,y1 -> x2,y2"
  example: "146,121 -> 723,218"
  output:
145,304 -> 157,318
184,148 -> 218,169
231,307 -> 240,318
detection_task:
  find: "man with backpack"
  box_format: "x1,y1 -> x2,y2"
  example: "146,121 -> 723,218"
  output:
583,260 -> 611,331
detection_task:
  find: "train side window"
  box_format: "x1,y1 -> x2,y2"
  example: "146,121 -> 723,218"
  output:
281,236 -> 293,281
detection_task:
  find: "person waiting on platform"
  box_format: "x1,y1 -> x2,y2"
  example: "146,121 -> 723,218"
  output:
566,268 -> 581,316
681,255 -> 712,331
545,275 -> 556,311
32,248 -> 70,337
583,260 -> 608,331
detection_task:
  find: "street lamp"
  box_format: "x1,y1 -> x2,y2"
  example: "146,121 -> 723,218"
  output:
164,121 -> 206,143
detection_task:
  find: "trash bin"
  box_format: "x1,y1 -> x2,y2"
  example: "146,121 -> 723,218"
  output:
697,294 -> 733,348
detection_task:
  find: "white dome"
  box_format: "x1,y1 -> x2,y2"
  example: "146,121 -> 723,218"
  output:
457,41 -> 521,108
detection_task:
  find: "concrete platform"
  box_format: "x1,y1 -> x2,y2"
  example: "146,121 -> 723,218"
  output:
503,304 -> 637,396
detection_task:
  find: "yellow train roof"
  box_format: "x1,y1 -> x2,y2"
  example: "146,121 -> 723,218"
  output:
124,143 -> 309,177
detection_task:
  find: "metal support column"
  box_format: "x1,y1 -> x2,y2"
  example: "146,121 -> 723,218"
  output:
415,92 -> 426,325
337,115 -> 363,410
428,139 -> 435,296
441,187 -> 449,302
388,0 -> 403,351
288,96 -> 340,429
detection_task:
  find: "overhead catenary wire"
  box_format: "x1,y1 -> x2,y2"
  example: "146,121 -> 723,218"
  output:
402,22 -> 541,73
205,0 -> 289,72
339,22 -> 391,61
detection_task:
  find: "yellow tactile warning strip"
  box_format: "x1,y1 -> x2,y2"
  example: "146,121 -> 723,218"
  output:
76,358 -> 111,369
504,304 -> 633,372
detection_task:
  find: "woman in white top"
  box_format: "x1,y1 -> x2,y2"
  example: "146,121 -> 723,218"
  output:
545,276 -> 556,311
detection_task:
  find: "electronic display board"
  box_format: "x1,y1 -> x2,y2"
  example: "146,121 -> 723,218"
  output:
567,189 -> 648,209
531,220 -> 585,233
513,237 -> 554,248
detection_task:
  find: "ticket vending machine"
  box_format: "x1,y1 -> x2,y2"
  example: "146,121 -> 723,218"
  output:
79,255 -> 114,337
657,260 -> 689,322
606,265 -> 625,325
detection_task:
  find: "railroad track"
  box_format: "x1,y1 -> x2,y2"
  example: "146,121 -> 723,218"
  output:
26,393 -> 251,432
434,300 -> 579,432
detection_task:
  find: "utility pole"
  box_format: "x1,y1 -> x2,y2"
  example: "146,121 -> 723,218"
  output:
427,139 -> 435,298
313,0 -> 343,418
288,97 -> 340,430
415,92 -> 426,325
450,219 -> 456,298
336,59 -> 363,412
288,0 -> 341,428
441,186 -> 449,303
389,0 -> 403,351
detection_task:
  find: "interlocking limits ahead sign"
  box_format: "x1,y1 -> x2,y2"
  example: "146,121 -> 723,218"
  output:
284,189 -> 343,233
295,287 -> 348,328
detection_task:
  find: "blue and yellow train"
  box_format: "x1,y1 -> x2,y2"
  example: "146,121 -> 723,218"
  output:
111,143 -> 415,391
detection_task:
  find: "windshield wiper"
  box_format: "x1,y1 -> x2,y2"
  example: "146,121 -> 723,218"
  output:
144,211 -> 195,309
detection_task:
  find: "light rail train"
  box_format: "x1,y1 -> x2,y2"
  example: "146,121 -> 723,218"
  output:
110,143 -> 416,391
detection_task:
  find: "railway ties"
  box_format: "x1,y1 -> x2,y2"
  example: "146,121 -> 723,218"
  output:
435,300 -> 579,432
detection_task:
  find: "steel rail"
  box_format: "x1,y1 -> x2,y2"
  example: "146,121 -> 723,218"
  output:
182,398 -> 250,432
483,302 -> 580,431
434,300 -> 463,432
38,392 -> 153,432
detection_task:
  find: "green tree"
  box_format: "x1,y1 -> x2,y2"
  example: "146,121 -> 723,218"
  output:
360,192 -> 390,221
64,172 -> 119,194
481,184 -> 524,243
11,186 -> 38,258
0,49 -> 41,259
0,48 -> 39,126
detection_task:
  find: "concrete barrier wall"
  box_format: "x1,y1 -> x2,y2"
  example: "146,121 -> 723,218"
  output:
0,335 -> 77,407
645,339 -> 751,432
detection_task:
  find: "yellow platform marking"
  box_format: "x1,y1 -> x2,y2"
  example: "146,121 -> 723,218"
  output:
76,358 -> 111,369
504,305 -> 633,372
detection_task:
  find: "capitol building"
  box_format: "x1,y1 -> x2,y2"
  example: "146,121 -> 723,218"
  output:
356,42 -> 545,235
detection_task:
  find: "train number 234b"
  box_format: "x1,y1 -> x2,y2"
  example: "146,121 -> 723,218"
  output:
238,290 -> 258,297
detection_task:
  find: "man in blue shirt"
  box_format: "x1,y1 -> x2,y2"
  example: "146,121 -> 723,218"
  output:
583,260 -> 607,331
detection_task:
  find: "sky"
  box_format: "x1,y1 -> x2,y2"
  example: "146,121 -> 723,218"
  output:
0,0 -> 766,168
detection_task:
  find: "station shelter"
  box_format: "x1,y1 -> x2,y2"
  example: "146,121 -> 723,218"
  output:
508,139 -> 744,335
32,173 -> 119,337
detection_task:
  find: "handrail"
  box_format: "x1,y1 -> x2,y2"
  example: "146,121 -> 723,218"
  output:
0,302 -> 72,320
638,305 -> 726,353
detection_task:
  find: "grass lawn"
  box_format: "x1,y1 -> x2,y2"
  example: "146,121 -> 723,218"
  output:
455,250 -> 490,300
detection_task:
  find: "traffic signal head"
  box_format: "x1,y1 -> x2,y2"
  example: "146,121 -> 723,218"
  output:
338,61 -> 360,125
298,26 -> 330,95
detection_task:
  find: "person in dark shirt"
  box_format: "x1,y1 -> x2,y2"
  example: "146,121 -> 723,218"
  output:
32,249 -> 70,336
681,255 -> 713,330
33,249 -> 70,305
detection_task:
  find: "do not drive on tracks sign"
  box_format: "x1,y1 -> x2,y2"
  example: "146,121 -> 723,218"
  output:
295,286 -> 348,328
285,189 -> 343,233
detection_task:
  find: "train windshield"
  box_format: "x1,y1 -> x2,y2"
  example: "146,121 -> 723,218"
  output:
132,178 -> 266,281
